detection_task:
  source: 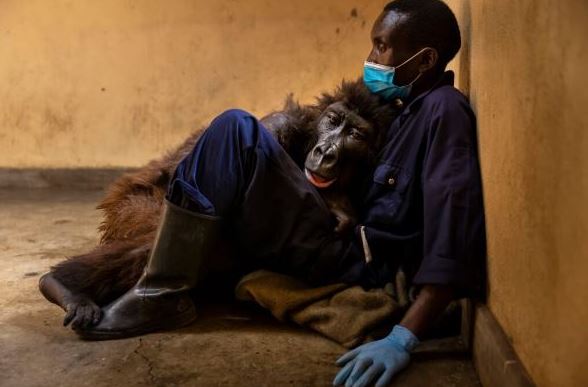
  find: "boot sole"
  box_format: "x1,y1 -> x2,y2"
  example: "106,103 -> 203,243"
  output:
76,309 -> 198,341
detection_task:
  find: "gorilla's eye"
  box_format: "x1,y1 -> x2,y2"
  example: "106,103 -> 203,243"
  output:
326,112 -> 340,125
350,128 -> 366,141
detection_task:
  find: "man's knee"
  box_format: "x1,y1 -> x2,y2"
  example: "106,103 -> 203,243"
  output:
207,109 -> 257,138
198,108 -> 280,160
216,108 -> 253,122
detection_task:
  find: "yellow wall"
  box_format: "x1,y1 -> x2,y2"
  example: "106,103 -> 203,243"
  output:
446,1 -> 588,386
3,1 -> 588,385
0,0 -> 388,167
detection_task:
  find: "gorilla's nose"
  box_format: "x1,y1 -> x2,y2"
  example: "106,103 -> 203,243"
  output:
313,143 -> 338,168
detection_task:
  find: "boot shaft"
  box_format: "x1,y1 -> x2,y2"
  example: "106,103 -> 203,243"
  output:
142,199 -> 221,292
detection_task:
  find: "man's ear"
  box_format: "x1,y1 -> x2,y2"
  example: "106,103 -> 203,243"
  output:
418,47 -> 438,73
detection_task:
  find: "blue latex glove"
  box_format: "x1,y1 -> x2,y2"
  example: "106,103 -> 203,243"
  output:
333,325 -> 419,387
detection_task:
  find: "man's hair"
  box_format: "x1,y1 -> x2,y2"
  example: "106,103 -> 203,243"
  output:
384,0 -> 461,69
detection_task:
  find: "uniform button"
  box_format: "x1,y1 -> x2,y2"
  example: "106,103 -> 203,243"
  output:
388,177 -> 396,185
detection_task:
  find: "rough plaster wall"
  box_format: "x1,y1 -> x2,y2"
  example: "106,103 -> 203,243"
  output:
0,0 -> 387,167
5,1 -> 588,385
446,1 -> 588,386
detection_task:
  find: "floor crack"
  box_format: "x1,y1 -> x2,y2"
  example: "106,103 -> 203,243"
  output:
134,338 -> 157,385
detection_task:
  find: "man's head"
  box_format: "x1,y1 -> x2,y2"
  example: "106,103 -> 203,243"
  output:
367,0 -> 461,95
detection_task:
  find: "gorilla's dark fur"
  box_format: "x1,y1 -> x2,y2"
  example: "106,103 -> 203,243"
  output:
48,79 -> 399,307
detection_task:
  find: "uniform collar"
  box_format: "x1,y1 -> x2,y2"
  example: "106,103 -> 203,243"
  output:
398,71 -> 455,116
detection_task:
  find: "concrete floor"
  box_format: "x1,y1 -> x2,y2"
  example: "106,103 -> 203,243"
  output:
0,188 -> 482,387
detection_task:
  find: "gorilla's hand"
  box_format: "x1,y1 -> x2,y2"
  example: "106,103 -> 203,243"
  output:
39,272 -> 103,330
62,294 -> 102,330
321,190 -> 357,235
332,207 -> 356,235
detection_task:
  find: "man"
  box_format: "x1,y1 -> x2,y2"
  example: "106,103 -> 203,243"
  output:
79,0 -> 485,385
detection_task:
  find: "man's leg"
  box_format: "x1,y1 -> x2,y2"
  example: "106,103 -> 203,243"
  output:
79,109 -> 353,340
167,109 -> 346,283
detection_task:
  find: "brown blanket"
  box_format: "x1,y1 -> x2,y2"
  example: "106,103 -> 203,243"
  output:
234,270 -> 411,348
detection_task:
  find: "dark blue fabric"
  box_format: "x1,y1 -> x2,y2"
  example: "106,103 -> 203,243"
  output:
350,71 -> 486,296
167,109 -> 349,285
167,71 -> 486,296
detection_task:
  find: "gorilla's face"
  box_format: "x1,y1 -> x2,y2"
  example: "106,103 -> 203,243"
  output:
304,102 -> 378,189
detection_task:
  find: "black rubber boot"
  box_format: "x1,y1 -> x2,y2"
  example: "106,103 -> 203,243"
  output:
77,199 -> 221,340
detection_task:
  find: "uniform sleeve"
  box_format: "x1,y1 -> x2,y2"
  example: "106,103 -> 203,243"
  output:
412,94 -> 486,297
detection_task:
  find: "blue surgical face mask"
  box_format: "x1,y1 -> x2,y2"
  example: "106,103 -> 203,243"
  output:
363,47 -> 429,101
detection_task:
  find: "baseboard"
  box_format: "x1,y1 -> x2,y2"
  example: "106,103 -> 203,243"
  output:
472,304 -> 535,387
0,168 -> 138,190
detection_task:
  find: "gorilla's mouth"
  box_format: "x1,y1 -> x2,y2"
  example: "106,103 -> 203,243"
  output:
305,168 -> 337,188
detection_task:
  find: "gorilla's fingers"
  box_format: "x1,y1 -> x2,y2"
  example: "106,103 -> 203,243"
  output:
79,306 -> 93,328
70,310 -> 81,329
69,311 -> 82,329
63,305 -> 76,327
91,306 -> 102,326
71,306 -> 87,330
82,305 -> 95,328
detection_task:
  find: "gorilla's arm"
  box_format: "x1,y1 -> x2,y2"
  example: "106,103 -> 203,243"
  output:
260,97 -> 319,168
39,272 -> 101,329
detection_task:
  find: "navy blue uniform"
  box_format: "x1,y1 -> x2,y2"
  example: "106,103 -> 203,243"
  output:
167,71 -> 486,296
344,72 -> 486,296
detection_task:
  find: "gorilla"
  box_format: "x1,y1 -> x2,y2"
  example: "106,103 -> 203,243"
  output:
39,79 -> 400,329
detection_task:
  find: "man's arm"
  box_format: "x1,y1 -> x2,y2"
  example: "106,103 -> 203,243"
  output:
333,93 -> 484,387
332,285 -> 455,387
399,284 -> 454,337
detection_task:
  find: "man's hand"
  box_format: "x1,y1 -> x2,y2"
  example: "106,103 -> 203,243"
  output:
333,284 -> 454,386
333,325 -> 419,387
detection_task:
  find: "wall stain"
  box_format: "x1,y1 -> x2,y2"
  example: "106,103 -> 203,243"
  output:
129,103 -> 162,139
2,103 -> 31,131
130,103 -> 151,137
43,107 -> 74,135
